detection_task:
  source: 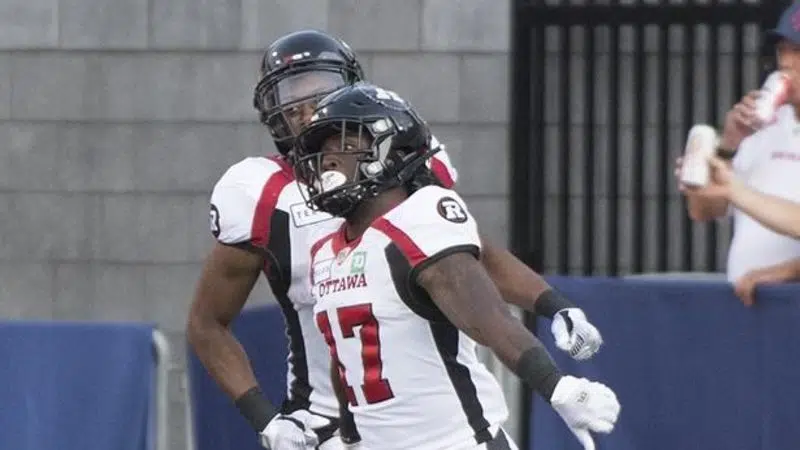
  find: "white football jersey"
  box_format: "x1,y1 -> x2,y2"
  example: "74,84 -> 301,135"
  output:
309,185 -> 509,450
208,148 -> 458,418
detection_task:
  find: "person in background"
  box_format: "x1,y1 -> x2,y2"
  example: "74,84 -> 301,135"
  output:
694,156 -> 800,306
677,2 -> 800,289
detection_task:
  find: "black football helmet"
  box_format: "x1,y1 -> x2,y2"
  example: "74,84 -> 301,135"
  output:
253,30 -> 364,155
293,82 -> 439,217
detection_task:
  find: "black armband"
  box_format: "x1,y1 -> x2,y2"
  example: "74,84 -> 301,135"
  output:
533,289 -> 575,318
339,406 -> 361,444
716,146 -> 738,160
515,346 -> 563,402
234,386 -> 278,432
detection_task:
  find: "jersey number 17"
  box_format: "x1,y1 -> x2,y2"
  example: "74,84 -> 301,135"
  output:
317,303 -> 395,406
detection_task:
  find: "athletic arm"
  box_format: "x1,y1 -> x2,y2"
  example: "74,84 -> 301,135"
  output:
330,360 -> 360,443
186,242 -> 277,429
416,252 -> 562,399
479,236 -> 555,312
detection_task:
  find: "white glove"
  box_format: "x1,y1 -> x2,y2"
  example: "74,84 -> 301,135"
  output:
551,308 -> 603,360
550,375 -> 621,450
260,410 -> 332,450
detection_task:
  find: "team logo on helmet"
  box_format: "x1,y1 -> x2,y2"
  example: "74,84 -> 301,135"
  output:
357,85 -> 407,111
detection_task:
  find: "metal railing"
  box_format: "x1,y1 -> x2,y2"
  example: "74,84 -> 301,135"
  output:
510,0 -> 784,277
509,1 -> 787,448
151,330 -> 172,450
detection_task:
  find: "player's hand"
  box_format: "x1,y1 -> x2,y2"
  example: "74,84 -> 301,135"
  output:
550,375 -> 620,450
551,308 -> 603,360
260,410 -> 331,450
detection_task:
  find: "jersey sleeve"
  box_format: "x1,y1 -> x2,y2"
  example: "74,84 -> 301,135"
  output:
377,185 -> 480,269
208,157 -> 292,247
427,135 -> 458,188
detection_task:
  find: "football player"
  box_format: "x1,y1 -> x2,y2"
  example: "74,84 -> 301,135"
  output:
298,82 -> 620,450
187,30 -> 603,450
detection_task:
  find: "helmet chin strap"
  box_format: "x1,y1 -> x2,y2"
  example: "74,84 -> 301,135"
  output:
386,145 -> 442,189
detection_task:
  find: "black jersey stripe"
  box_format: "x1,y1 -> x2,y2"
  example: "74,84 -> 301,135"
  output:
265,209 -> 311,411
384,242 -> 492,444
429,322 -> 493,444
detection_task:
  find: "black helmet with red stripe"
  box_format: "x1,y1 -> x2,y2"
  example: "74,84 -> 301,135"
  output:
292,82 -> 439,217
253,30 -> 364,155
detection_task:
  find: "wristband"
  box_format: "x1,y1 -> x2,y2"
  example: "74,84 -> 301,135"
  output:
716,146 -> 737,160
234,386 -> 278,432
515,345 -> 563,402
534,289 -> 575,318
339,407 -> 361,444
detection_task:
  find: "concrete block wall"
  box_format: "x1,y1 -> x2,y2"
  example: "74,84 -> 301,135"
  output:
0,1 -> 511,448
